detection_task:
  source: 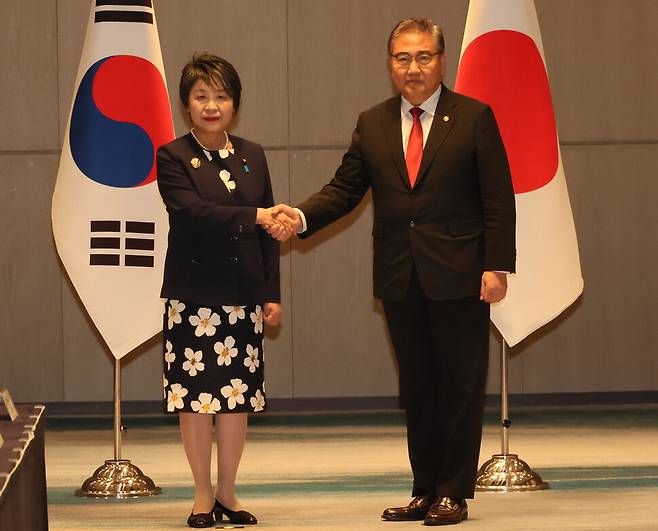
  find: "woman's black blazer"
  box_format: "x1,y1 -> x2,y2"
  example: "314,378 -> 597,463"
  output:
157,133 -> 280,306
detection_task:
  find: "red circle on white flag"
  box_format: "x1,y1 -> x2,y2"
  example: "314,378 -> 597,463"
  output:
455,30 -> 558,194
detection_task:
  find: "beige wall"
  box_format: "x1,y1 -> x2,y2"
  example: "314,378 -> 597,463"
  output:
1,0 -> 656,404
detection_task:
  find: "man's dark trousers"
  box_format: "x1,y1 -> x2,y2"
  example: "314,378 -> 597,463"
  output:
383,267 -> 490,500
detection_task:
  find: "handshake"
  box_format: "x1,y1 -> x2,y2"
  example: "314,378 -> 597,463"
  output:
255,204 -> 302,242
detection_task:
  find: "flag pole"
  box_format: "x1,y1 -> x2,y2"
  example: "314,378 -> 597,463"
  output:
501,338 -> 510,455
475,336 -> 548,491
114,357 -> 121,460
75,358 -> 161,498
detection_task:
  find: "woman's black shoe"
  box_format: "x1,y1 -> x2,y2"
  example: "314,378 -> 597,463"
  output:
214,500 -> 257,525
187,509 -> 215,528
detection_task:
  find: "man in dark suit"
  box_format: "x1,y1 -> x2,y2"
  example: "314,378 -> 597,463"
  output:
271,17 -> 515,526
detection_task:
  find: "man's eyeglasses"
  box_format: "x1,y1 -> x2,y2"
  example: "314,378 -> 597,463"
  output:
391,51 -> 440,68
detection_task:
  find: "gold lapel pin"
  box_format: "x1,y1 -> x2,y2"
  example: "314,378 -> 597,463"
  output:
443,115 -> 450,122
190,157 -> 201,169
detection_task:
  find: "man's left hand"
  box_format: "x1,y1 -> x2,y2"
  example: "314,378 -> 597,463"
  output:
480,271 -> 508,303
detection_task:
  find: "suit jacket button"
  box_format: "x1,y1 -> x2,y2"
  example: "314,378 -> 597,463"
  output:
230,256 -> 239,263
409,220 -> 415,228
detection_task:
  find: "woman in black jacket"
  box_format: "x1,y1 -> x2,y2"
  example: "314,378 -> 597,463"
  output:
157,53 -> 282,528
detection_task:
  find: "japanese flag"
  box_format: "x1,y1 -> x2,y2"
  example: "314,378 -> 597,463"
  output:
455,0 -> 583,346
52,1 -> 174,359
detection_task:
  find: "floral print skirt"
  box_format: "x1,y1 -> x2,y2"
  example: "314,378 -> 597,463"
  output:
163,299 -> 266,415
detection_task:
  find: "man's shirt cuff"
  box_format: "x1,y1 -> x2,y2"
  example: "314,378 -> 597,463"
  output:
294,208 -> 307,233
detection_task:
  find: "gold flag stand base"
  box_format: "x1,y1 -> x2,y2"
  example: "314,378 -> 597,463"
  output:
476,454 -> 548,492
75,459 -> 161,498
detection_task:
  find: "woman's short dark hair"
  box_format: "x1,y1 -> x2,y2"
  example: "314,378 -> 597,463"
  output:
179,53 -> 242,110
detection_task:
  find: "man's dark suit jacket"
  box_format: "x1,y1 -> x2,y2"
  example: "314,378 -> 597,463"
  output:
157,133 -> 280,306
298,85 -> 516,301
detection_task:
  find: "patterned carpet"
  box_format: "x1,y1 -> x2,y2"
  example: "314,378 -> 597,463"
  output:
45,407 -> 658,530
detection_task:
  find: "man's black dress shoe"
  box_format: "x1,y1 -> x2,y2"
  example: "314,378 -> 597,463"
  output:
382,494 -> 435,521
214,499 -> 258,525
186,509 -> 214,528
423,497 -> 468,526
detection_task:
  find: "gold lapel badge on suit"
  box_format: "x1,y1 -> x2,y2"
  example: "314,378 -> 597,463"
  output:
190,157 -> 201,169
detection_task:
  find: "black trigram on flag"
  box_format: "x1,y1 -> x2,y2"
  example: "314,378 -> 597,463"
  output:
90,220 -> 155,267
95,1 -> 154,24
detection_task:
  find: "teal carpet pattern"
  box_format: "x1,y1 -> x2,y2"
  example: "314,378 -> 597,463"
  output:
46,406 -> 658,530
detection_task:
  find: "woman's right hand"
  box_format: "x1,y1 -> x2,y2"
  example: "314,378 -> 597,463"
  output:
256,207 -> 291,241
257,206 -> 301,241
256,207 -> 276,227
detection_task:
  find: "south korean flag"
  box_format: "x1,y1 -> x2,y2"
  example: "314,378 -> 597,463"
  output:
52,1 -> 174,359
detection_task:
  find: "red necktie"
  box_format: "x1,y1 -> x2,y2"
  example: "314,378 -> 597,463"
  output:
405,107 -> 424,187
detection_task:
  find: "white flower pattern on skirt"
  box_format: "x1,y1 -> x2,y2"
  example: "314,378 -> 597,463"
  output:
167,300 -> 186,329
182,348 -> 205,376
163,301 -> 265,414
221,378 -> 248,410
250,389 -> 265,412
244,344 -> 260,373
223,305 -> 246,325
250,305 -> 263,334
214,336 -> 238,366
189,307 -> 221,337
167,383 -> 188,412
164,340 -> 175,370
191,392 -> 221,414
